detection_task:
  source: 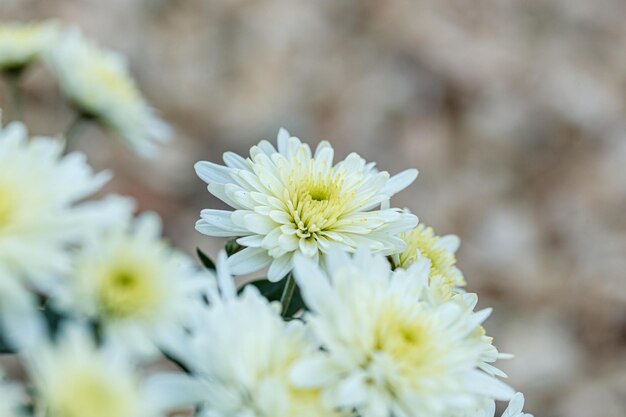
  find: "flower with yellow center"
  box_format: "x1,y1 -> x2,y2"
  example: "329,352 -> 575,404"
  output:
26,326 -> 195,417
56,213 -> 204,356
176,253 -> 341,417
45,28 -> 171,156
0,120 -> 132,292
0,21 -> 57,72
195,128 -> 418,281
395,219 -> 465,289
290,249 -> 514,417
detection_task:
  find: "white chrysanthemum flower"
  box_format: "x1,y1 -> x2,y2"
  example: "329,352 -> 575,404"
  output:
0,121 -> 133,291
394,218 -> 465,289
195,128 -> 418,281
46,29 -> 171,156
178,253 -> 341,417
26,326 -> 193,417
0,370 -> 24,417
0,21 -> 57,72
55,213 -> 204,356
290,248 -> 514,417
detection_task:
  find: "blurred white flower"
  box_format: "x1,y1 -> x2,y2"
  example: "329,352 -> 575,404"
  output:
0,370 -> 24,417
179,253 -> 341,417
56,213 -> 204,356
0,121 -> 133,292
26,325 -> 191,417
0,21 -> 57,72
290,249 -> 514,417
46,29 -> 171,156
195,128 -> 418,281
394,219 -> 465,289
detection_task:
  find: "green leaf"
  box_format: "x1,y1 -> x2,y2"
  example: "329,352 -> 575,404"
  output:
225,238 -> 243,256
0,332 -> 14,354
196,248 -> 216,271
239,278 -> 306,317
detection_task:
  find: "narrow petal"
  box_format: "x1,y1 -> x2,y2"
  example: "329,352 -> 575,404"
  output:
227,247 -> 272,275
267,253 -> 294,282
379,168 -> 418,196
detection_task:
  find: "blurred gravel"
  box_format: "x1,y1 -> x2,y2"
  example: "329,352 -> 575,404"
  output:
2,0 -> 626,414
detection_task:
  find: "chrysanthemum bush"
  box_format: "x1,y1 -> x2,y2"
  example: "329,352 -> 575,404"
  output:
0,20 -> 534,417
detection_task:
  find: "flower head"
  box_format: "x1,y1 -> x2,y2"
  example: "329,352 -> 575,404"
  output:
46,29 -> 171,156
395,219 -> 465,289
195,128 -> 418,281
291,248 -> 513,417
0,21 -> 57,72
56,213 -> 204,356
179,253 -> 340,417
0,121 -> 132,291
27,326 -> 151,417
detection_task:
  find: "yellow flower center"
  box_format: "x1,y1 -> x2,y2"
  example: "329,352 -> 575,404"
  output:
97,261 -> 164,319
47,369 -> 138,417
286,168 -> 353,239
92,64 -> 139,105
399,224 -> 465,287
0,185 -> 16,231
373,303 -> 444,380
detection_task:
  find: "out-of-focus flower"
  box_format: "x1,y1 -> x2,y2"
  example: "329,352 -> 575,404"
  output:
56,213 -> 204,356
0,370 -> 24,417
178,253 -> 340,417
0,121 -> 133,292
0,21 -> 57,72
46,29 -> 171,156
395,219 -> 465,289
290,249 -> 513,417
195,128 -> 418,281
26,325 -> 194,417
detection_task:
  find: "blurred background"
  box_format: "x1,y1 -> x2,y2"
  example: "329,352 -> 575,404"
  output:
2,0 -> 626,415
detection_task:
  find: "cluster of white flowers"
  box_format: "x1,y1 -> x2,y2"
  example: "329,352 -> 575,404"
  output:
0,19 -> 534,417
0,21 -> 170,156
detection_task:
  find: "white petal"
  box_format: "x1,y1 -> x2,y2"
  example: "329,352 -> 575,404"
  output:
227,247 -> 272,275
223,151 -> 250,170
289,355 -> 341,388
437,234 -> 461,253
195,161 -> 234,184
463,370 -> 514,401
293,254 -> 333,313
216,251 -> 237,299
335,372 -> 368,408
298,238 -> 318,258
379,168 -> 418,196
277,128 -> 291,154
502,392 -> 525,417
142,373 -> 206,412
267,253 -> 294,282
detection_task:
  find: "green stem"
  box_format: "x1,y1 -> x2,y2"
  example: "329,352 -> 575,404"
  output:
4,72 -> 23,122
280,274 -> 296,317
64,115 -> 89,153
